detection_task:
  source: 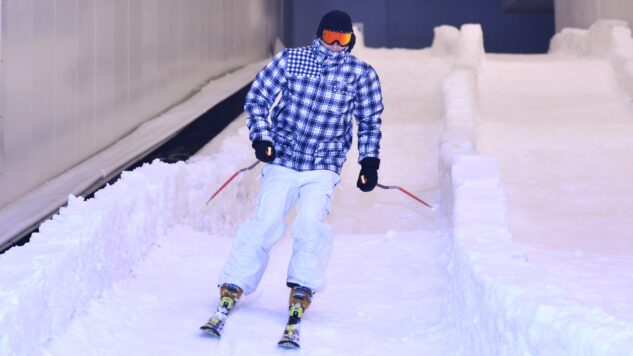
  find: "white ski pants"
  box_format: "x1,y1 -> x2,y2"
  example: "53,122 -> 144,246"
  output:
219,164 -> 340,294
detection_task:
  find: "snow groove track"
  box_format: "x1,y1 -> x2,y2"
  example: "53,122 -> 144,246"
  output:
473,53 -> 633,354
44,47 -> 454,354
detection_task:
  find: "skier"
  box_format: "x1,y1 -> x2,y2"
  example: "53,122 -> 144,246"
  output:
201,10 -> 384,348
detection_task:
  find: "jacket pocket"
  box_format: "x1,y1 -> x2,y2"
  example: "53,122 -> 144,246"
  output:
272,130 -> 296,160
321,82 -> 355,116
314,140 -> 347,167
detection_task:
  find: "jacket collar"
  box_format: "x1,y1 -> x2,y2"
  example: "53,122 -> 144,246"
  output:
311,38 -> 348,64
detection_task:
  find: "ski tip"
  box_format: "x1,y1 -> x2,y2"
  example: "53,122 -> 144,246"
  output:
200,325 -> 221,338
277,340 -> 301,350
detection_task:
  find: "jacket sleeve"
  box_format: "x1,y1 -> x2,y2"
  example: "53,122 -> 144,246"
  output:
244,50 -> 288,143
354,64 -> 384,162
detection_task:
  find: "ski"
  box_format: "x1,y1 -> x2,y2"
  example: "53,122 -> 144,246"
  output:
277,302 -> 304,349
277,317 -> 301,349
277,285 -> 313,349
200,307 -> 230,337
200,284 -> 243,338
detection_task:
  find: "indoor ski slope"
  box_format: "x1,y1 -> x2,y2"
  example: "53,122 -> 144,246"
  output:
40,39 -> 455,355
3,22 -> 633,356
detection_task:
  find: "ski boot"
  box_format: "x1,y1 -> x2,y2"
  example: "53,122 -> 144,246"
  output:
200,283 -> 243,337
278,285 -> 313,349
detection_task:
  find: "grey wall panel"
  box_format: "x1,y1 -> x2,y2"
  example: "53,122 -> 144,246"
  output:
0,1 -> 5,182
55,0 -> 79,175
0,0 -> 280,208
555,0 -> 633,31
76,0 -> 97,163
3,0 -> 35,194
32,0 -> 54,180
601,0 -> 633,28
555,0 -> 599,31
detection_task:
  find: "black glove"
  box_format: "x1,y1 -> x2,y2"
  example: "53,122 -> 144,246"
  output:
252,140 -> 276,163
356,157 -> 380,192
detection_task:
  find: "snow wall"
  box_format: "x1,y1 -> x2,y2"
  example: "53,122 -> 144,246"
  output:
439,23 -> 633,355
0,133 -> 258,355
550,19 -> 633,104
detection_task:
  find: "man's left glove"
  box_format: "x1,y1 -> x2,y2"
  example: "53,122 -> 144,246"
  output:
252,140 -> 276,163
356,157 -> 380,192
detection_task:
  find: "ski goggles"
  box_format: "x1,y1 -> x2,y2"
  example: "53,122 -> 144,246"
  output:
321,29 -> 352,46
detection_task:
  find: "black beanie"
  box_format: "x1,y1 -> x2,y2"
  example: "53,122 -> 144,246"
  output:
316,10 -> 356,52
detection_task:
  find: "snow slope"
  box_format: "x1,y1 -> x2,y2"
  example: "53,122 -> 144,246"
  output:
472,54 -> 633,353
5,21 -> 633,356
0,32 -> 456,355
450,21 -> 633,354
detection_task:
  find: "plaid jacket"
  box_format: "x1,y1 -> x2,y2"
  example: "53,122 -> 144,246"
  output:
245,39 -> 383,174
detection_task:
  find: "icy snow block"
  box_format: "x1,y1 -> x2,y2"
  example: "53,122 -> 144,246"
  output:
451,155 -> 501,186
451,155 -> 507,228
431,25 -> 460,56
549,28 -> 589,56
612,58 -> 633,101
443,69 -> 479,128
588,19 -> 630,57
551,20 -> 633,59
441,128 -> 475,147
440,130 -> 474,169
453,185 -> 507,228
456,24 -> 484,70
610,24 -> 633,60
624,60 -> 633,84
0,161 -> 176,355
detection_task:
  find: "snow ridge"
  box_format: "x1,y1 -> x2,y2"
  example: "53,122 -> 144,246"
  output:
0,131 -> 257,356
551,20 -> 633,102
443,22 -> 633,355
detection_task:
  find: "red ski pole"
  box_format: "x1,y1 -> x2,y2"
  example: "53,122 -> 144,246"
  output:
376,182 -> 434,210
206,160 -> 260,205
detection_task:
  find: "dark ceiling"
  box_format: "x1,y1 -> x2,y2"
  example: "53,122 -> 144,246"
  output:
502,0 -> 554,13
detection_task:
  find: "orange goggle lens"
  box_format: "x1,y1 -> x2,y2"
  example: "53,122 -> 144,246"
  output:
321,29 -> 352,46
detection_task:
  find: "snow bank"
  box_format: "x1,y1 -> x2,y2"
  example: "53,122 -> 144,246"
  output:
431,24 -> 485,72
442,22 -> 633,355
431,25 -> 460,56
439,69 -> 477,215
456,24 -> 485,71
438,24 -> 483,215
550,19 -> 633,100
0,129 -> 257,355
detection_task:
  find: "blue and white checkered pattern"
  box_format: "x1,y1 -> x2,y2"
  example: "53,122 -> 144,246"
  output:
245,39 -> 383,174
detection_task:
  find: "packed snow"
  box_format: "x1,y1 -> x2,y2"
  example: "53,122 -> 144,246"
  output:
1,28 -> 453,355
445,20 -> 633,354
3,21 -> 633,356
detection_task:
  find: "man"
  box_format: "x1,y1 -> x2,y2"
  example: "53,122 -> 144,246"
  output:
201,10 -> 383,347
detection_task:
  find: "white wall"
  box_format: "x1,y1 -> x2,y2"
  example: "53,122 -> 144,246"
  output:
0,0 -> 279,208
556,0 -> 633,31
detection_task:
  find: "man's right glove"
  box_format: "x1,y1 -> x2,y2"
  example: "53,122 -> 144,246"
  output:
252,140 -> 276,163
356,157 -> 380,192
